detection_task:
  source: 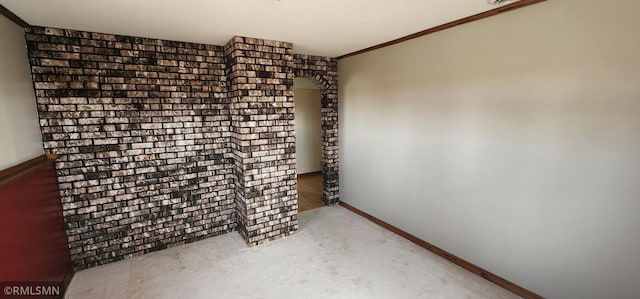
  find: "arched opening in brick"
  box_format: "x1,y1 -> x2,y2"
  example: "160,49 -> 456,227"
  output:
292,65 -> 339,206
293,77 -> 324,212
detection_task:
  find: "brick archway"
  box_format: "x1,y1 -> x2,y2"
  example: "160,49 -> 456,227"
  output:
293,55 -> 339,205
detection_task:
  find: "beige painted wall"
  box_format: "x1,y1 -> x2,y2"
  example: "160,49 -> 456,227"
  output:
338,0 -> 640,298
0,16 -> 43,170
294,82 -> 322,174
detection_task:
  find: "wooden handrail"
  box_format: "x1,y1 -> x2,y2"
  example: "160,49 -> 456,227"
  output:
0,154 -> 58,187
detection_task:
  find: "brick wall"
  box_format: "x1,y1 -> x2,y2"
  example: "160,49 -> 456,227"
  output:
26,27 -> 234,269
226,37 -> 298,245
25,26 -> 339,269
294,54 -> 339,204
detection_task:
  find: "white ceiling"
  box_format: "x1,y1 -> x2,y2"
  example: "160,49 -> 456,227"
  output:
0,0 -> 513,57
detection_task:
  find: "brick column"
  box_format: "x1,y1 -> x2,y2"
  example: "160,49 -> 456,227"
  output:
293,55 -> 339,205
225,36 -> 298,245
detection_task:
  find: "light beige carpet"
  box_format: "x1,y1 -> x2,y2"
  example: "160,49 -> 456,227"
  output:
65,206 -> 519,298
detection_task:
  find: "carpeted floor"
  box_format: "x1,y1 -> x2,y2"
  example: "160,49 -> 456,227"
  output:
65,206 -> 519,299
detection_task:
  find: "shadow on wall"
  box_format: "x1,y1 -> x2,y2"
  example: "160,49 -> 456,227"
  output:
338,0 -> 640,298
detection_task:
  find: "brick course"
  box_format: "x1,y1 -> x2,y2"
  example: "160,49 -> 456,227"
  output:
25,26 -> 339,269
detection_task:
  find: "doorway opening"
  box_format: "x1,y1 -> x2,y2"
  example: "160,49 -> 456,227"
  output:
294,77 -> 324,212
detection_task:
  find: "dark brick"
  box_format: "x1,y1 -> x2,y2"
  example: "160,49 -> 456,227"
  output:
27,26 -> 339,270
256,71 -> 273,78
85,171 -> 112,180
